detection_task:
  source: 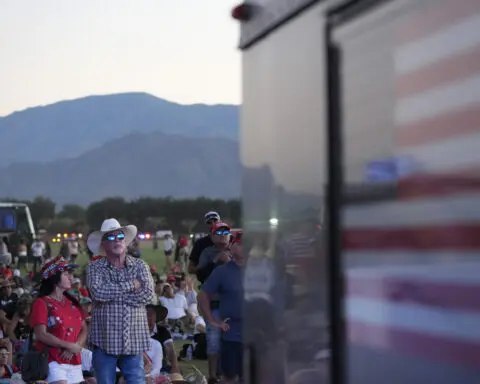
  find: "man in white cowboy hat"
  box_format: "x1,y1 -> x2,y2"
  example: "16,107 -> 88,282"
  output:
86,218 -> 155,384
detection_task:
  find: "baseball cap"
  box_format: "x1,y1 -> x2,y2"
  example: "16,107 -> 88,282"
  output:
204,211 -> 221,224
211,221 -> 231,234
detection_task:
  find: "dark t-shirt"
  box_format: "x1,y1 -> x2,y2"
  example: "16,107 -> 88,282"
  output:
0,294 -> 18,318
152,326 -> 173,368
189,236 -> 213,266
10,317 -> 30,340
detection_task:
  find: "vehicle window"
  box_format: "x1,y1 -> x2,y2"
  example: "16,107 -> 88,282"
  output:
334,0 -> 480,382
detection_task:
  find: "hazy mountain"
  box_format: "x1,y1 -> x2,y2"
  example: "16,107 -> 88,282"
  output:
0,131 -> 241,205
0,92 -> 239,167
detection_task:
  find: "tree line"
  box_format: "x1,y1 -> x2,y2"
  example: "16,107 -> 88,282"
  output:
2,196 -> 241,234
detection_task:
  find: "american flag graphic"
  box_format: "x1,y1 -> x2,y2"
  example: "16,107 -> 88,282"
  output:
344,0 -> 480,370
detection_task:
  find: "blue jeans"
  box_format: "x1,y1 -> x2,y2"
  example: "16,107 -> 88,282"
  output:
206,308 -> 222,355
206,308 -> 222,376
92,347 -> 145,384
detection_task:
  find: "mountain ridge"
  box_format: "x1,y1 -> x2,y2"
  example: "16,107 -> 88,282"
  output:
1,92 -> 237,119
0,92 -> 239,167
0,130 -> 241,205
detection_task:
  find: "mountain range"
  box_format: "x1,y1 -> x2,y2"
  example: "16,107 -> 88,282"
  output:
0,93 -> 240,205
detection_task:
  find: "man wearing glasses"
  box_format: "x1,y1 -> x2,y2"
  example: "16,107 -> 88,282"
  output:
187,211 -> 221,277
196,222 -> 233,283
86,218 -> 155,384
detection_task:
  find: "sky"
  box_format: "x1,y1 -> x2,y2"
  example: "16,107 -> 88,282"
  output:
0,0 -> 241,116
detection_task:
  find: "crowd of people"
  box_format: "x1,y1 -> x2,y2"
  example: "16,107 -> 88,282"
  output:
0,210 -> 244,383
0,236 -> 52,274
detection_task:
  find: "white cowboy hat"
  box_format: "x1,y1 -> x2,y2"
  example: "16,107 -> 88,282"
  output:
87,218 -> 137,255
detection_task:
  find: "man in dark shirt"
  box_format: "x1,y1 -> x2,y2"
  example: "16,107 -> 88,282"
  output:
0,280 -> 17,310
188,211 -> 220,277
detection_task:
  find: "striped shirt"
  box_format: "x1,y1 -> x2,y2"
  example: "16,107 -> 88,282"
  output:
87,255 -> 155,355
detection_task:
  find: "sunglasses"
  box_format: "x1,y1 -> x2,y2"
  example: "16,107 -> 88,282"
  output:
214,229 -> 231,236
103,232 -> 125,242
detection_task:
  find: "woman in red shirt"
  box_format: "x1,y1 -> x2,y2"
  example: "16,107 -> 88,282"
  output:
30,256 -> 87,384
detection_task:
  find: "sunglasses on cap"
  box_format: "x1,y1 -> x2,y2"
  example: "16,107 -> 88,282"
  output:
103,232 -> 125,241
214,229 -> 231,236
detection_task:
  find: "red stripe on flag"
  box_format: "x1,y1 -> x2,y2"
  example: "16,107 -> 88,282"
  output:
397,169 -> 480,199
343,225 -> 480,250
347,276 -> 480,312
348,320 -> 480,369
396,107 -> 480,148
396,45 -> 480,98
397,0 -> 480,45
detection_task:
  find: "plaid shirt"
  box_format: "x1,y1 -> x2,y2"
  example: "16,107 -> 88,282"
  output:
86,255 -> 154,355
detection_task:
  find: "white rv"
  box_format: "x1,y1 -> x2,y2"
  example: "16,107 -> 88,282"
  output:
0,202 -> 36,239
234,0 -> 480,383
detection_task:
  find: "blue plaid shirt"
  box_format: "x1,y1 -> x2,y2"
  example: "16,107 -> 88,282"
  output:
87,255 -> 154,355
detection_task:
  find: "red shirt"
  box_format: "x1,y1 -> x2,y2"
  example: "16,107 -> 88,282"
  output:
0,268 -> 12,280
179,237 -> 188,248
0,364 -> 18,378
79,288 -> 89,297
30,297 -> 84,365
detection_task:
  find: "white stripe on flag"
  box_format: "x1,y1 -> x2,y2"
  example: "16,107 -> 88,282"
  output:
344,252 -> 480,270
395,132 -> 480,173
346,261 -> 480,283
395,74 -> 480,125
344,194 -> 480,227
346,298 -> 480,341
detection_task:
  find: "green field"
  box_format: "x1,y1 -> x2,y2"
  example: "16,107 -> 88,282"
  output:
51,240 -> 209,378
51,239 -> 168,270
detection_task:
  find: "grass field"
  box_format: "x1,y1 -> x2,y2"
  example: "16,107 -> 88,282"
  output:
51,240 -> 209,378
51,239 -> 168,271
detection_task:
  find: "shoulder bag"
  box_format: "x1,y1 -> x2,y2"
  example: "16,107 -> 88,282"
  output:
20,299 -> 50,382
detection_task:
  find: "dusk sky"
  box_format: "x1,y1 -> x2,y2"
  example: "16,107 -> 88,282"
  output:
0,0 -> 241,116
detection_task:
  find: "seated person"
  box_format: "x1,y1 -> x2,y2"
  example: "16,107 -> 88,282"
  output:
0,339 -> 18,379
68,277 -> 89,299
192,315 -> 207,360
147,304 -> 180,375
150,265 -> 160,284
194,315 -> 206,335
80,297 -> 92,322
6,294 -> 32,351
0,280 -> 17,309
159,284 -> 194,329
146,337 -> 163,379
